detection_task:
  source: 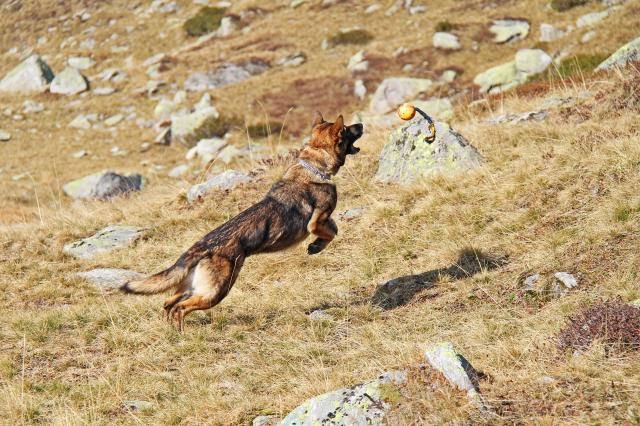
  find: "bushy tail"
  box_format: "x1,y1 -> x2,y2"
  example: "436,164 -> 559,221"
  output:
120,263 -> 189,295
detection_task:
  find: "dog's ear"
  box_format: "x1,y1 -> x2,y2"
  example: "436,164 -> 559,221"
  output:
331,115 -> 344,134
312,111 -> 324,128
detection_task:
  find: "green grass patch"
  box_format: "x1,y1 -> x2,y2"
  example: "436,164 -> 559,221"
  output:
183,7 -> 226,37
614,203 -> 640,222
528,53 -> 610,83
550,0 -> 590,12
327,29 -> 374,47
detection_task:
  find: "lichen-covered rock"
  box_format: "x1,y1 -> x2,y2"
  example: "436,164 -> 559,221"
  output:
185,137 -> 228,164
63,225 -> 146,260
0,54 -> 54,93
369,77 -> 432,114
432,32 -> 461,50
576,10 -> 609,28
184,61 -> 269,91
63,171 -> 144,200
595,36 -> 640,71
515,49 -> 552,75
553,272 -> 578,296
473,61 -> 519,94
539,23 -> 565,42
0,130 -> 10,141
489,19 -> 530,44
279,371 -> 407,426
375,117 -> 482,185
187,170 -> 252,203
171,106 -> 221,146
50,66 -> 89,95
75,268 -> 144,289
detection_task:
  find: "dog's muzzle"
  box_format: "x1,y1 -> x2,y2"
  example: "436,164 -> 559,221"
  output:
345,123 -> 364,155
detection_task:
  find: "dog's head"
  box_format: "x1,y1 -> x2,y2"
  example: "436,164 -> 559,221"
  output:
301,112 -> 364,175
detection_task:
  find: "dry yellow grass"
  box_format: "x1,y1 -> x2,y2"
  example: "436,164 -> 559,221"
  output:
1,0 -> 640,424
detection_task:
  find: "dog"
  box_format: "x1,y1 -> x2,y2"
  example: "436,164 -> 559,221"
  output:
121,113 -> 364,330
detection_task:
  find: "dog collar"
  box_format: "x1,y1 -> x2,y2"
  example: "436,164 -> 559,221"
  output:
298,159 -> 331,182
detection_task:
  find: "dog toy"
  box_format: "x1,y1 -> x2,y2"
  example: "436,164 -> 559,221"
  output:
397,103 -> 437,143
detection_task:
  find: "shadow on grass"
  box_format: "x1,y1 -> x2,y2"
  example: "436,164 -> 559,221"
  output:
371,248 -> 507,310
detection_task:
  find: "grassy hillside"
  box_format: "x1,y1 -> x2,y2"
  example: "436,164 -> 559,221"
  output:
1,0 -> 639,424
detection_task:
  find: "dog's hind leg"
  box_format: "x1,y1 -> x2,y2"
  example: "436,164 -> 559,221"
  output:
169,253 -> 245,331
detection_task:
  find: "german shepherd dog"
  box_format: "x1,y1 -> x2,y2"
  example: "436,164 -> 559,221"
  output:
121,113 -> 363,330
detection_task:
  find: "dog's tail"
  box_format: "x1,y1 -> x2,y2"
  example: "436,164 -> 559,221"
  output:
120,258 -> 194,295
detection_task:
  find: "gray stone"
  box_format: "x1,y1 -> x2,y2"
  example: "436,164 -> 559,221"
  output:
105,114 -> 124,126
539,23 -> 565,42
63,171 -> 144,200
369,77 -> 432,114
171,106 -> 221,146
194,93 -> 212,111
93,86 -> 115,95
64,225 -> 146,260
515,49 -> 552,75
375,117 -> 482,185
553,272 -> 578,296
169,164 -> 189,178
576,10 -> 609,28
440,69 -> 457,83
50,67 -> 89,95
187,170 -> 252,203
425,342 -> 490,412
308,310 -> 334,321
75,268 -> 144,290
433,32 -> 461,50
69,114 -> 92,129
123,400 -> 154,412
185,138 -> 228,163
596,36 -> 640,71
22,100 -> 44,113
279,371 -> 407,426
347,50 -> 369,73
68,56 -> 95,70
218,145 -> 245,164
484,110 -> 548,125
0,130 -> 10,141
338,207 -> 365,221
0,54 -> 54,93
184,61 -> 269,91
473,61 -> 518,94
522,274 -> 540,292
217,16 -> 238,37
581,30 -> 596,43
490,19 -> 530,44
354,79 -> 367,100
277,52 -> 307,67
253,415 -> 280,426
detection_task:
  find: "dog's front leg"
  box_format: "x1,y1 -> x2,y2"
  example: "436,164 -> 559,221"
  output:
307,209 -> 337,255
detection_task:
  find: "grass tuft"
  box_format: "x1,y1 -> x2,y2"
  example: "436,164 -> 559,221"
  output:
549,0 -> 590,12
183,7 -> 227,37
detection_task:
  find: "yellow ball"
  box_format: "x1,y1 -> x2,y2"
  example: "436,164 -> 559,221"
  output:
397,103 -> 416,121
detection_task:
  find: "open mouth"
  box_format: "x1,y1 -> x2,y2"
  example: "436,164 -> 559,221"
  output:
346,123 -> 364,155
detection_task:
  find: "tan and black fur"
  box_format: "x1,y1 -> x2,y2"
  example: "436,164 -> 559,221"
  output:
121,113 -> 364,330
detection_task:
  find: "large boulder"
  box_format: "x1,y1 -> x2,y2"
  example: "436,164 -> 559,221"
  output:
50,66 -> 89,95
375,117 -> 482,185
279,371 -> 407,426
473,61 -> 519,94
0,54 -> 54,93
63,171 -> 144,200
489,19 -> 530,43
171,106 -> 221,146
63,225 -> 146,260
515,49 -> 552,75
369,77 -> 432,114
432,32 -> 461,50
596,36 -> 640,71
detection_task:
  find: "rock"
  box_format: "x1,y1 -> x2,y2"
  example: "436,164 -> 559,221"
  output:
484,110 -> 548,125
142,53 -> 167,67
539,23 -> 565,42
69,114 -> 92,129
432,32 -> 461,50
0,130 -> 10,141
411,98 -> 454,121
308,309 -> 334,321
424,342 -> 490,411
630,299 -> 640,308
93,86 -> 115,95
253,415 -> 280,426
375,117 -> 482,185
369,77 -> 432,114
217,16 -> 238,37
23,100 -> 44,113
218,144 -> 245,164
440,69 -> 458,83
63,171 -> 144,200
171,106 -> 221,146
0,54 -> 55,93
473,61 -> 518,94
365,4 -> 382,13
347,50 -> 369,73
489,19 -> 530,44
581,30 -> 596,43
576,10 -> 609,28
194,93 -> 212,111
105,114 -> 124,126
184,61 -> 269,91
354,79 -> 367,100
515,49 -> 552,75
123,400 -> 154,412
168,164 -> 189,178
290,0 -> 308,8
338,207 -> 365,221
185,137 -> 228,163
50,67 -> 89,95
187,170 -> 252,203
539,91 -> 593,110
279,371 -> 407,426
522,274 -> 540,292
75,268 -> 144,290
154,98 -> 178,119
68,56 -> 95,70
553,272 -> 578,296
72,150 -> 88,158
595,36 -> 640,71
277,52 -> 306,67
155,127 -> 171,145
64,225 -> 146,260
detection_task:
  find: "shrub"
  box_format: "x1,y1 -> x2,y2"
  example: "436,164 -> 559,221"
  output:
435,20 -> 457,32
550,0 -> 590,11
183,7 -> 226,37
557,300 -> 640,352
327,29 -> 374,47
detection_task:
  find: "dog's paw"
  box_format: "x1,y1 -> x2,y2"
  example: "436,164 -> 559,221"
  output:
307,241 -> 325,255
